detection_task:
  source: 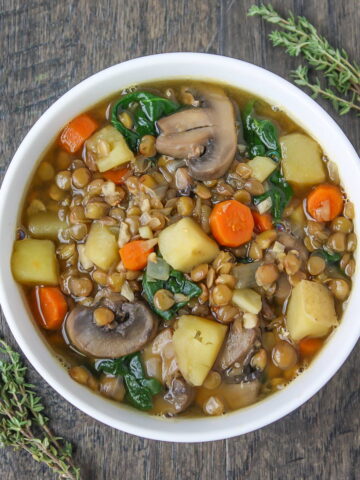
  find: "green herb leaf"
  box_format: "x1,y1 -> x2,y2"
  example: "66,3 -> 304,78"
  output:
111,92 -> 180,151
96,353 -> 162,411
242,101 -> 282,161
142,265 -> 202,321
314,248 -> 341,264
253,169 -> 293,222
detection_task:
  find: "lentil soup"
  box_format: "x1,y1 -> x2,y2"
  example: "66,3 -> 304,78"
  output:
11,80 -> 356,417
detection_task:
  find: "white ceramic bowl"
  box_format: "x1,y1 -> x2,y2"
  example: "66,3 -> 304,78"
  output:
0,53 -> 359,442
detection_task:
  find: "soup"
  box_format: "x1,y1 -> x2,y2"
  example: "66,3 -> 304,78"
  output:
11,80 -> 356,417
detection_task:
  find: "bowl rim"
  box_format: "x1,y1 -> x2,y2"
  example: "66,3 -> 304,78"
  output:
0,52 -> 359,442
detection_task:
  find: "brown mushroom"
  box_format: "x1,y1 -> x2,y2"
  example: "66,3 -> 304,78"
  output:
162,377 -> 195,415
99,375 -> 126,402
155,86 -> 237,181
65,301 -> 158,358
216,318 -> 258,370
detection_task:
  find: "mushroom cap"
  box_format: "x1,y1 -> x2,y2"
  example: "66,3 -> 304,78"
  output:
65,301 -> 158,359
155,86 -> 237,181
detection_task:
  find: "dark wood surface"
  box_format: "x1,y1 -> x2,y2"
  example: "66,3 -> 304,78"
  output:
0,1 -> 359,478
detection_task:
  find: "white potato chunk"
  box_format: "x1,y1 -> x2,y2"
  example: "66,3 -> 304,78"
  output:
27,211 -> 67,240
280,133 -> 326,190
158,217 -> 219,272
86,125 -> 135,172
84,222 -> 119,270
286,280 -> 338,341
232,288 -> 262,314
173,315 -> 228,386
11,239 -> 59,285
247,156 -> 277,183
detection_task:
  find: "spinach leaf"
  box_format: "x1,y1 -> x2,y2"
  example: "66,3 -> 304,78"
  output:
142,266 -> 202,321
314,248 -> 341,264
237,257 -> 254,264
253,169 -> 293,222
242,101 -> 282,161
111,92 -> 180,152
96,352 -> 162,411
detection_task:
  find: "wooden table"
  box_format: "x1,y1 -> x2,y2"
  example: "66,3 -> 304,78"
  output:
1,1 -> 359,478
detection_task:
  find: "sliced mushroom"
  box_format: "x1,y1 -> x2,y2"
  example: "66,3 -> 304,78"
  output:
155,86 -> 237,181
65,301 -> 158,358
99,375 -> 125,402
216,318 -> 258,370
220,379 -> 261,410
162,377 -> 195,415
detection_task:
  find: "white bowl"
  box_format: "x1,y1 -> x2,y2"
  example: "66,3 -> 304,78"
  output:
0,53 -> 359,442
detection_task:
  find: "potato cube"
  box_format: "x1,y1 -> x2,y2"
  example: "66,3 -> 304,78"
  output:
289,204 -> 307,229
86,125 -> 135,172
11,239 -> 59,285
286,280 -> 338,341
84,222 -> 119,270
173,315 -> 228,386
247,156 -> 277,183
232,288 -> 262,314
280,133 -> 326,190
158,217 -> 219,272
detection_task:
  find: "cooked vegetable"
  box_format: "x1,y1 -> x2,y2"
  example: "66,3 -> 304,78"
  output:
307,184 -> 343,222
158,217 -> 219,272
31,286 -> 68,330
173,315 -> 228,386
242,101 -> 281,160
12,239 -> 59,285
97,352 -> 162,410
299,337 -> 324,357
232,262 -> 259,289
232,288 -> 262,314
27,211 -> 67,240
59,113 -> 98,153
252,211 -> 273,232
142,268 -> 201,321
209,200 -> 254,247
86,125 -> 135,172
102,166 -> 131,184
111,91 -> 179,152
286,280 -> 338,341
280,133 -> 326,189
247,156 -> 277,182
146,256 -> 170,281
289,204 -> 306,228
84,222 -> 119,270
119,239 -> 155,271
253,170 -> 293,222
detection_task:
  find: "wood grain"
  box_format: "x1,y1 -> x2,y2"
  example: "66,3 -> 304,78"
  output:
0,1 -> 359,478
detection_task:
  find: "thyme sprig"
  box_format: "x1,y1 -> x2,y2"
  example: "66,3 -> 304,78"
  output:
0,340 -> 80,479
248,4 -> 360,115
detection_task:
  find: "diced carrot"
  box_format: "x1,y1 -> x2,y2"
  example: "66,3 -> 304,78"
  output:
119,240 -> 155,271
59,114 -> 98,153
103,166 -> 131,184
252,211 -> 273,233
307,184 -> 343,222
209,200 -> 254,247
31,286 -> 68,330
299,337 -> 324,357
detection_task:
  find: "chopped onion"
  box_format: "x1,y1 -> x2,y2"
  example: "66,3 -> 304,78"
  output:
257,196 -> 272,214
233,262 -> 261,289
147,257 -> 170,281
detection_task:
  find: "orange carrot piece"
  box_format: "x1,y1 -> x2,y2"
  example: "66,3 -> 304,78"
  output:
31,286 -> 68,331
209,200 -> 254,247
119,240 -> 155,271
299,337 -> 324,357
59,114 -> 98,153
252,211 -> 273,233
103,166 -> 131,184
307,184 -> 343,222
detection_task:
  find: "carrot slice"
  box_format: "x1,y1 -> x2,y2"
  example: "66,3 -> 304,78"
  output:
103,166 -> 131,184
119,240 -> 155,271
299,337 -> 324,357
252,211 -> 273,233
307,184 -> 343,222
31,286 -> 68,330
59,114 -> 98,153
209,200 -> 254,247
